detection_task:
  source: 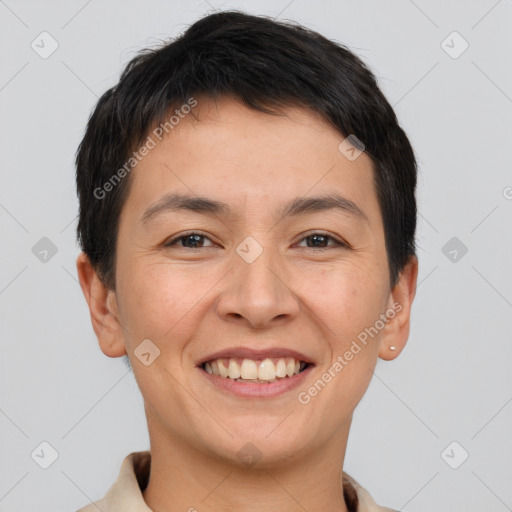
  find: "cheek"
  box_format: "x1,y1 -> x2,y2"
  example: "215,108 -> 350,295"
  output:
119,260 -> 221,346
304,267 -> 385,412
295,261 -> 388,343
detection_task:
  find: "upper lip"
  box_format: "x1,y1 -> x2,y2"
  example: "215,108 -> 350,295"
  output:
197,347 -> 315,367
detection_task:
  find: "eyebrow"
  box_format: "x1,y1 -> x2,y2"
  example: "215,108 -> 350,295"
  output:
141,193 -> 230,223
140,192 -> 368,224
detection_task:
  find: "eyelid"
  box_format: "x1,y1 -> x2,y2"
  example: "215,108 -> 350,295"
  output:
163,230 -> 349,249
295,231 -> 348,248
163,230 -> 217,248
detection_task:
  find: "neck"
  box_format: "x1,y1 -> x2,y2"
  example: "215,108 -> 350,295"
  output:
142,420 -> 352,512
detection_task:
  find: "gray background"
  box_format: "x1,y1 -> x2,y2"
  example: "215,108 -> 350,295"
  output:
1,0 -> 511,511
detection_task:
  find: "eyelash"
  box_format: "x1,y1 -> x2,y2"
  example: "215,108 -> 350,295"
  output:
163,231 -> 348,250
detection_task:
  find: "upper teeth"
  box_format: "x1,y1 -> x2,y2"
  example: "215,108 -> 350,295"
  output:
203,357 -> 306,381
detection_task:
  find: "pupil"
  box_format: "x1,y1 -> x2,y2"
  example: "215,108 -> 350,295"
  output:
308,235 -> 327,247
185,234 -> 202,248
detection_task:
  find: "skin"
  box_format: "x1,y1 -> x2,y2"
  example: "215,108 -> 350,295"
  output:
77,96 -> 418,512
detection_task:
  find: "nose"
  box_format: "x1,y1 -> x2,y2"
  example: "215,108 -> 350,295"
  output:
216,247 -> 300,329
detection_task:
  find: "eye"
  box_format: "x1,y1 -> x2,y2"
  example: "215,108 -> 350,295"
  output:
296,232 -> 347,249
164,232 -> 215,249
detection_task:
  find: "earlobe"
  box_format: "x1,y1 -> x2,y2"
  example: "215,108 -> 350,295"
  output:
378,255 -> 419,361
76,252 -> 127,358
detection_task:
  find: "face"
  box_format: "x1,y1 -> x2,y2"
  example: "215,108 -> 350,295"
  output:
82,96 -> 416,468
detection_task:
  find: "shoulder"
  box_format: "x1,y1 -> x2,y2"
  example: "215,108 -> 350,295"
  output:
74,451 -> 152,512
76,498 -> 108,512
343,471 -> 400,512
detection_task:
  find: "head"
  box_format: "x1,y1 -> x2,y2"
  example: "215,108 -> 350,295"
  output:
76,11 -> 418,467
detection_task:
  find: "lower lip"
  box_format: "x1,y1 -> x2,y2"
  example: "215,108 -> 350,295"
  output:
198,365 -> 314,398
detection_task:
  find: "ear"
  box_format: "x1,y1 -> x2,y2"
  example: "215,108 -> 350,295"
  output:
76,252 -> 127,358
379,254 -> 419,361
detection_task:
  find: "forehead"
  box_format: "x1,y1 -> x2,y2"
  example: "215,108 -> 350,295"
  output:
122,96 -> 380,226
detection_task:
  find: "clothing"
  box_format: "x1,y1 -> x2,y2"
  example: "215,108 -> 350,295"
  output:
76,451 -> 398,512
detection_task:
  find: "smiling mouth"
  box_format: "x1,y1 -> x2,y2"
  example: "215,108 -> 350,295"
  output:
200,357 -> 310,383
